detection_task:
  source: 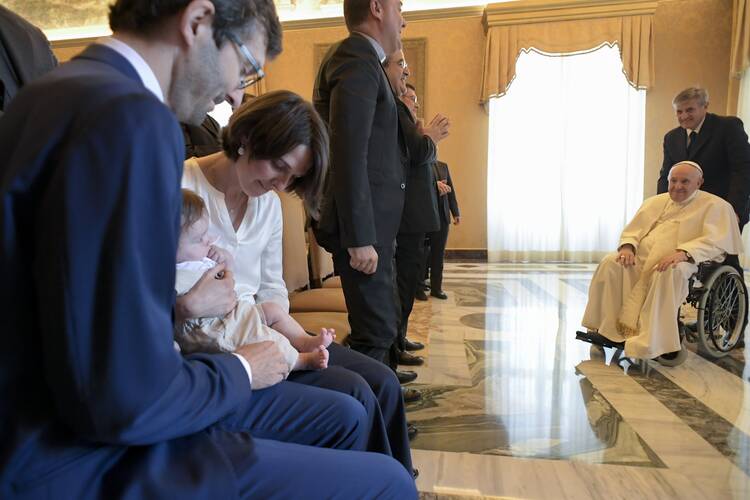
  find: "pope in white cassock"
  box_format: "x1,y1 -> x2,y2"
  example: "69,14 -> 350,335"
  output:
582,161 -> 743,359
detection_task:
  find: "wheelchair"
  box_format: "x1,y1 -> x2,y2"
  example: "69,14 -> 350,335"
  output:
576,257 -> 747,367
679,258 -> 747,360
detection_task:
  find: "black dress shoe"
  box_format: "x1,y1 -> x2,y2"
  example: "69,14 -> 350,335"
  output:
415,289 -> 428,301
403,338 -> 425,351
402,387 -> 422,403
430,290 -> 448,300
396,370 -> 417,384
407,423 -> 419,441
398,350 -> 424,366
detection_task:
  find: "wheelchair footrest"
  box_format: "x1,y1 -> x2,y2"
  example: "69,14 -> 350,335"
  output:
576,330 -> 625,350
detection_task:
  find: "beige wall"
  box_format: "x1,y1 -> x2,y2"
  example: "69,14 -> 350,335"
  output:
51,0 -> 734,251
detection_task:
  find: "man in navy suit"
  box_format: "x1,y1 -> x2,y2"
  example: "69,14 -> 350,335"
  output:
0,1 -> 416,498
657,87 -> 750,227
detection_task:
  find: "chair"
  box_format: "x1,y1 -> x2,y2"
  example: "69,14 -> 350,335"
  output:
278,191 -> 350,342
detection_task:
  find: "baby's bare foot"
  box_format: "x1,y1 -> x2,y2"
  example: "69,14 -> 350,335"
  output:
295,345 -> 329,371
318,328 -> 335,348
299,328 -> 336,352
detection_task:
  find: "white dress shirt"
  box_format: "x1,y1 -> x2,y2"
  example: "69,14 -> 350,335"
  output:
96,37 -> 164,102
352,31 -> 386,63
685,115 -> 706,147
182,158 -> 290,311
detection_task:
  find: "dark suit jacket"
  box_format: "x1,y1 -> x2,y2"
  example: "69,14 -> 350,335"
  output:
657,112 -> 750,226
397,98 -> 439,234
433,161 -> 460,226
0,6 -> 57,114
312,33 -> 404,251
0,44 -> 251,498
182,114 -> 222,159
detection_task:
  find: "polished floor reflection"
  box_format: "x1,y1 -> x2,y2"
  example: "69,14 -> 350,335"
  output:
408,262 -> 750,499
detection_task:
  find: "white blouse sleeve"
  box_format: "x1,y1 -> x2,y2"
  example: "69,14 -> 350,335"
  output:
255,196 -> 290,312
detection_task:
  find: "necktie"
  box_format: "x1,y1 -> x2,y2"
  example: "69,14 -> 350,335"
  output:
687,130 -> 698,155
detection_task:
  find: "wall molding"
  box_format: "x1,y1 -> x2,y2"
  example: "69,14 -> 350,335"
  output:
48,5 -> 485,47
51,35 -> 100,49
483,0 -> 657,30
284,5 -> 484,31
445,249 -> 488,261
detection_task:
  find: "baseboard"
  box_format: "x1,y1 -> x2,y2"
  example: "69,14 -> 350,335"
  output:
444,249 -> 487,261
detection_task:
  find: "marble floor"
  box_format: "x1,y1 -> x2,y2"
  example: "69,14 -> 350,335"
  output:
406,262 -> 750,500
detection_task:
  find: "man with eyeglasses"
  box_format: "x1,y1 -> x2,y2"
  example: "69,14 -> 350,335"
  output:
383,48 -> 449,377
0,1 -> 416,498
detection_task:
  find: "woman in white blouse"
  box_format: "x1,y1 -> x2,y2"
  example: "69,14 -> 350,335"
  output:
176,90 -> 414,475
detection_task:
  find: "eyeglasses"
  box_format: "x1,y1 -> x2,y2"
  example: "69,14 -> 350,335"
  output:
227,32 -> 265,90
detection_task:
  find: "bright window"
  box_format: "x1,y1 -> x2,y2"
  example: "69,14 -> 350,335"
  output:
487,45 -> 646,263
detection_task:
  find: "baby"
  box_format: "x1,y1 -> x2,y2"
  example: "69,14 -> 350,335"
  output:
174,189 -> 334,373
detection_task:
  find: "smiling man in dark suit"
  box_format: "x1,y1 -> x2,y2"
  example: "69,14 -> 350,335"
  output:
657,87 -> 750,227
0,1 -> 416,498
384,56 -> 449,372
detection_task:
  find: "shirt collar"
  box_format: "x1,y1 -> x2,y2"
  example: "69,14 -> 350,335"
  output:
352,31 -> 386,63
96,37 -> 164,103
670,189 -> 700,207
686,115 -> 706,137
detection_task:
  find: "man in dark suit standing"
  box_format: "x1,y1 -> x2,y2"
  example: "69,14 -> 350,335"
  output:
0,6 -> 57,115
657,87 -> 750,227
313,0 -> 407,368
0,1 -> 416,498
426,159 -> 461,299
385,56 -> 449,370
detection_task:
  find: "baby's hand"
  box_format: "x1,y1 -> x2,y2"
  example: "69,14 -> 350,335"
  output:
208,245 -> 234,271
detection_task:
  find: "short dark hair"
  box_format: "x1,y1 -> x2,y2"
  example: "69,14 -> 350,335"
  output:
221,90 -> 330,219
344,0 -> 372,31
405,82 -> 415,91
180,189 -> 207,232
109,0 -> 282,57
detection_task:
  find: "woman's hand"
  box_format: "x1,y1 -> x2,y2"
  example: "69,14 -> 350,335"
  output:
176,262 -> 237,321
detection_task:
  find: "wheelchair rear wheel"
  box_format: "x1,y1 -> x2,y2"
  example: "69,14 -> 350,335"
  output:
696,265 -> 746,358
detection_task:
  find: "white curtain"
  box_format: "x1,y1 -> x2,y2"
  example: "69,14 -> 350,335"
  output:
737,67 -> 750,268
487,45 -> 646,263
